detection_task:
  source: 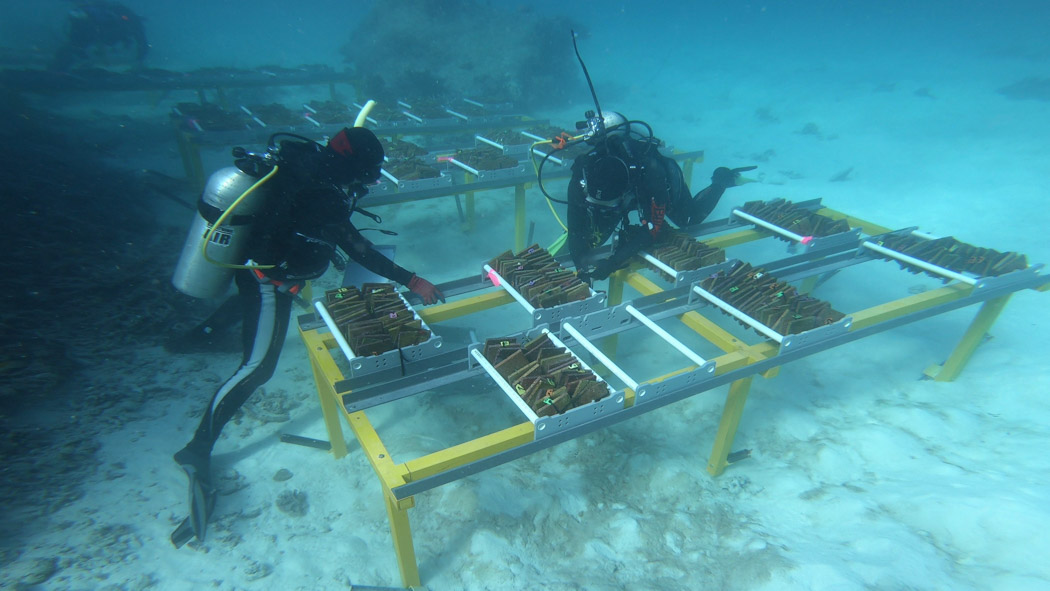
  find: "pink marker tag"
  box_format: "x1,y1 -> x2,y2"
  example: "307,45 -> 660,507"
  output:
800,236 -> 814,245
487,270 -> 500,286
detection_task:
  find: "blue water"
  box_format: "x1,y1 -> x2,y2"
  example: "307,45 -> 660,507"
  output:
1,1 -> 1048,589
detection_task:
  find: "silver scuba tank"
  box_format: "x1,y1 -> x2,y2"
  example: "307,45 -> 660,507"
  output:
171,166 -> 269,299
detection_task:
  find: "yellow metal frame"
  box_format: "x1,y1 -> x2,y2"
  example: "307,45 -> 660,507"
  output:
453,175 -> 530,252
298,205 -> 1042,587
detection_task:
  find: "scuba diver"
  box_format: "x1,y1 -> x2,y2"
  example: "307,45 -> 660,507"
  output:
169,126 -> 443,547
51,2 -> 149,71
533,31 -> 754,283
565,110 -> 755,282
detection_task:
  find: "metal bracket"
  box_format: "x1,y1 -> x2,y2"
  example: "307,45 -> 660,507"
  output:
973,263 -> 1045,292
675,259 -> 738,288
372,171 -> 453,194
805,226 -> 863,251
475,163 -> 529,181
532,291 -> 608,327
534,388 -> 625,440
346,334 -> 445,376
465,341 -> 485,370
778,316 -> 853,352
633,361 -> 718,405
558,304 -> 634,342
339,347 -> 476,412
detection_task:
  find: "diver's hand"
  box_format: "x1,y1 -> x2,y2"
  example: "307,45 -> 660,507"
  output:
408,275 -> 445,305
620,224 -> 654,248
712,165 -> 758,189
590,259 -> 617,281
576,259 -> 615,283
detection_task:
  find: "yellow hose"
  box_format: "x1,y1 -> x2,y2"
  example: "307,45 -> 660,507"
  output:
354,99 -> 376,127
528,134 -> 584,234
200,164 -> 279,269
548,232 -> 568,255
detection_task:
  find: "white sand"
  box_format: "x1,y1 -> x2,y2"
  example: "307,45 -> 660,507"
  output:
4,2 -> 1049,590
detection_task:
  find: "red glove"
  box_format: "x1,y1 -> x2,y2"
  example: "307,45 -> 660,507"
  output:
407,275 -> 445,305
648,199 -> 667,238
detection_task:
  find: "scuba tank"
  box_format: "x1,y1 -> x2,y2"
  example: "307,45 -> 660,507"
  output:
171,166 -> 269,299
170,108 -> 381,299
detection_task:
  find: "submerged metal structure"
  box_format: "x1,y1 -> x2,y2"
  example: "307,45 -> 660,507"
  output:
298,195 -> 1049,587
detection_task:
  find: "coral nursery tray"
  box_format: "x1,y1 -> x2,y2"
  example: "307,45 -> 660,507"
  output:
469,329 -> 623,439
447,147 -> 528,180
314,284 -> 443,377
474,131 -> 535,157
485,244 -> 607,326
375,165 -> 453,193
370,175 -> 453,194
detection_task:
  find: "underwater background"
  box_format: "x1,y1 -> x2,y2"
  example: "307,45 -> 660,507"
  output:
2,1 -> 1049,589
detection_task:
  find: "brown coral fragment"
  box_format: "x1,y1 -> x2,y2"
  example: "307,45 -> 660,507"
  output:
454,146 -> 518,171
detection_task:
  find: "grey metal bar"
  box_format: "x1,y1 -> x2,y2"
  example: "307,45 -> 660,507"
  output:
483,264 -> 536,315
561,322 -> 640,391
624,304 -> 708,367
470,348 -> 539,422
390,268 -> 1048,499
732,209 -> 811,244
862,241 -> 978,285
361,150 -> 705,207
690,284 -> 784,343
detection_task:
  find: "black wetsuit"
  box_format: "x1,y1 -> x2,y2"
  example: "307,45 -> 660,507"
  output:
52,2 -> 148,70
178,141 -> 412,464
567,136 -> 727,280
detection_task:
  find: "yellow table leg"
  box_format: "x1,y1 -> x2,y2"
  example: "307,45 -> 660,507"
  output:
464,191 -> 476,230
301,331 -> 349,458
310,362 -> 348,459
798,275 -> 818,295
924,294 -> 1011,382
384,492 -> 421,588
606,269 -> 625,306
707,376 -> 754,476
514,183 -> 527,252
682,157 -> 696,186
343,409 -> 420,586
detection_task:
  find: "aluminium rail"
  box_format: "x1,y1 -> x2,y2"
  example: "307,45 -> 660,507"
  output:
297,201 -> 1048,587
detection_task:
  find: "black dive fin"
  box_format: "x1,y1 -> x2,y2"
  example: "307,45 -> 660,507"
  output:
170,516 -> 195,548
171,464 -> 216,548
170,490 -> 216,548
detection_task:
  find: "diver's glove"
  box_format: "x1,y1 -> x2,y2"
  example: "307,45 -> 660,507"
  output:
711,165 -> 758,189
576,260 -> 614,284
589,258 -> 618,281
408,275 -> 445,305
620,224 -> 655,248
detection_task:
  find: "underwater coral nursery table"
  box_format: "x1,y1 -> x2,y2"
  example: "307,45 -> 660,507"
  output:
297,199 -> 1049,587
